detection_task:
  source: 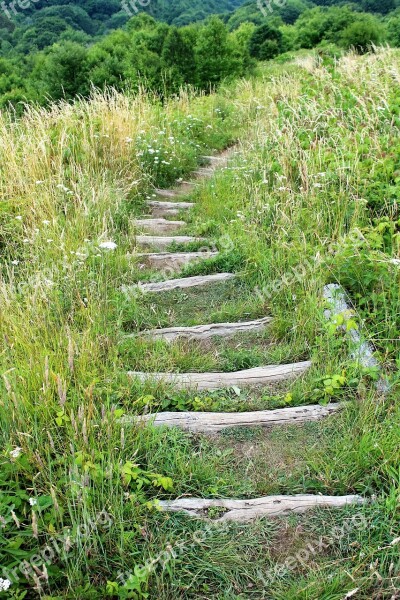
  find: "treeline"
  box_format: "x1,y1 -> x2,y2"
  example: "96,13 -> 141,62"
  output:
1,3 -> 400,110
0,15 -> 256,108
0,0 -> 244,56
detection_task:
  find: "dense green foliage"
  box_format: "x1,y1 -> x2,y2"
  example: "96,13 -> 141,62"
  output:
1,0 -> 400,108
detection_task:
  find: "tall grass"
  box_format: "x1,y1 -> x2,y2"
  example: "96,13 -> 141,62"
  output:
0,51 -> 399,598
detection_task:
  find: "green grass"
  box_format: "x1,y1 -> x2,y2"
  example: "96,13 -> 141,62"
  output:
1,51 -> 399,599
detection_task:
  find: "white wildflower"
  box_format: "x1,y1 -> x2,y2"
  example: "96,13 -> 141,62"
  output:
29,498 -> 37,507
36,180 -> 44,185
0,578 -> 11,591
15,215 -> 22,221
343,589 -> 359,599
42,220 -> 50,225
99,241 -> 117,251
11,260 -> 19,266
10,447 -> 22,459
125,137 -> 133,143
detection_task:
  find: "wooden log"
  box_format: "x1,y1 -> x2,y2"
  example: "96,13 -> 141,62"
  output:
134,218 -> 185,234
134,403 -> 341,433
158,494 -> 365,522
136,236 -> 206,251
128,361 -> 311,391
202,155 -> 229,163
134,273 -> 235,294
324,284 -> 389,394
147,200 -> 194,218
193,168 -> 215,178
136,316 -> 272,342
135,251 -> 219,273
155,182 -> 195,198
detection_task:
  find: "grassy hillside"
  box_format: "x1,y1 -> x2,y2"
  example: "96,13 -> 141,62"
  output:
0,49 -> 399,598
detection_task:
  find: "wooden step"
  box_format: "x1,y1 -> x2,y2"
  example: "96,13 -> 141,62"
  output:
155,183 -> 195,198
194,167 -> 215,178
147,200 -> 194,218
158,494 -> 365,522
134,403 -> 341,433
136,235 -> 206,251
324,283 -> 389,395
135,251 -> 219,272
133,273 -> 235,294
128,361 -> 311,391
134,218 -> 185,234
202,155 -> 229,163
136,316 -> 272,342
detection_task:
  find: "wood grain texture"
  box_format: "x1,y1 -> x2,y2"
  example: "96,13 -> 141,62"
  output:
155,183 -> 195,198
137,316 -> 272,342
133,403 -> 341,433
135,251 -> 219,272
158,494 -> 365,522
134,218 -> 185,234
135,273 -> 235,293
136,235 -> 206,251
147,200 -> 194,217
128,361 -> 311,390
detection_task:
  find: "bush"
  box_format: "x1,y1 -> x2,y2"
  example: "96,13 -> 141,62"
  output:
341,16 -> 385,52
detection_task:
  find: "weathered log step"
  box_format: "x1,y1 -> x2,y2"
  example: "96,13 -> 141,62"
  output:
136,235 -> 206,251
155,182 -> 195,198
147,200 -> 194,217
133,273 -> 235,294
194,167 -> 215,178
134,218 -> 185,234
134,403 -> 341,433
135,316 -> 272,342
158,494 -> 365,523
128,361 -> 311,391
135,251 -> 219,272
202,155 -> 229,163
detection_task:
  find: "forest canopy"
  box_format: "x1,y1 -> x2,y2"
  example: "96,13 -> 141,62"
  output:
0,0 -> 399,109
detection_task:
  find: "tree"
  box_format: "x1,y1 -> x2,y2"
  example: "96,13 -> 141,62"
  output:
362,0 -> 395,15
386,10 -> 400,46
162,26 -> 196,88
229,22 -> 257,75
341,16 -> 384,52
249,23 -> 283,60
195,17 -> 235,88
36,42 -> 89,100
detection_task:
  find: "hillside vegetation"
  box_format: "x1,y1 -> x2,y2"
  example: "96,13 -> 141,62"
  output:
2,0 -> 400,109
0,48 -> 399,598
